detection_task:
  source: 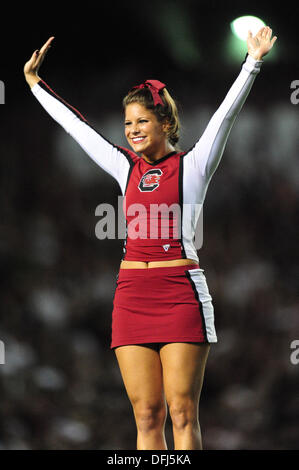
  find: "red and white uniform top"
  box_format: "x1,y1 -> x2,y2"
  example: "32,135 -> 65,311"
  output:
31,55 -> 262,263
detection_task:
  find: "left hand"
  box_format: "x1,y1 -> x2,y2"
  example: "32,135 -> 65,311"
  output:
247,26 -> 277,61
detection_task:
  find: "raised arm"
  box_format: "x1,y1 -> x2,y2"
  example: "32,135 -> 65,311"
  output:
24,37 -> 136,194
187,26 -> 277,182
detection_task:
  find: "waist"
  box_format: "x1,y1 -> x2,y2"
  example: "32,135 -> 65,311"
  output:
120,259 -> 199,269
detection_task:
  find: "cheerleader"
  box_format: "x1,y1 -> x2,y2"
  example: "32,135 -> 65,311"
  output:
24,27 -> 276,450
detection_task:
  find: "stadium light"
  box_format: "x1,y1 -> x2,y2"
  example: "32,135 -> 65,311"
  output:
231,16 -> 265,41
227,15 -> 276,63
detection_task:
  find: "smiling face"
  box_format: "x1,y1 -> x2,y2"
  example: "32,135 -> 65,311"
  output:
124,103 -> 171,160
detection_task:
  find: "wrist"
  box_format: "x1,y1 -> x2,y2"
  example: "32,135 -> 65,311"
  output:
248,52 -> 263,61
25,74 -> 41,89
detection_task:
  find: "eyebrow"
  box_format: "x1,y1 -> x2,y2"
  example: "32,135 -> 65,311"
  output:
124,117 -> 149,122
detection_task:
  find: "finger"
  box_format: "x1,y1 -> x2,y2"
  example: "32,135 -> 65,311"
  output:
255,27 -> 264,40
29,49 -> 39,60
247,30 -> 253,39
28,37 -> 53,72
35,37 -> 54,68
26,49 -> 39,68
39,36 -> 55,56
266,26 -> 272,38
270,36 -> 277,47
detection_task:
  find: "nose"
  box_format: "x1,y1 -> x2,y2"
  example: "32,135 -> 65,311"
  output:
131,124 -> 141,135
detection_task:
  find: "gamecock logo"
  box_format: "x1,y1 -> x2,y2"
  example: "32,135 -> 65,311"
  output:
138,169 -> 163,192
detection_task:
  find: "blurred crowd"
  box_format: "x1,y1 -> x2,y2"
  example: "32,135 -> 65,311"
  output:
0,50 -> 298,450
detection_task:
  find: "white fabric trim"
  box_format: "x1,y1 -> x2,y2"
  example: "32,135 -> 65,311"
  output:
187,268 -> 217,343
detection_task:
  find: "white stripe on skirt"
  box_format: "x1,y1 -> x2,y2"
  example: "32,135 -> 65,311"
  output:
186,268 -> 217,343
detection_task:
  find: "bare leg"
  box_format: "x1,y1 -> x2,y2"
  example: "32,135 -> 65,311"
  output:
159,342 -> 210,450
115,344 -> 167,450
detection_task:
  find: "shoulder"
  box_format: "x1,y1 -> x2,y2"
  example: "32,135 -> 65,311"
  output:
116,146 -> 140,165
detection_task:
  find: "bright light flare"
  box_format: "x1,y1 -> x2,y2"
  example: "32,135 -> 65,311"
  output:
231,15 -> 266,41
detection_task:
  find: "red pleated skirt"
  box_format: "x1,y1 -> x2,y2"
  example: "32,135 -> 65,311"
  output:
111,264 -> 217,348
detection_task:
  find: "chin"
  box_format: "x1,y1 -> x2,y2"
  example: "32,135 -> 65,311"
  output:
133,145 -> 149,154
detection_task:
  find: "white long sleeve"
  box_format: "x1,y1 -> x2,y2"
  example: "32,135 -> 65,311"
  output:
31,80 -> 133,194
185,54 -> 263,182
180,55 -> 263,260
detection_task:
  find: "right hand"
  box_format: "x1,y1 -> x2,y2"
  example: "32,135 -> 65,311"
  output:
24,36 -> 55,88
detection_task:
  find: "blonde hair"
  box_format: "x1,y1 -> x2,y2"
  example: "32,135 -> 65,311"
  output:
123,84 -> 181,149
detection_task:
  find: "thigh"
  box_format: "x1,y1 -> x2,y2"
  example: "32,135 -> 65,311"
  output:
115,344 -> 165,406
159,342 -> 210,401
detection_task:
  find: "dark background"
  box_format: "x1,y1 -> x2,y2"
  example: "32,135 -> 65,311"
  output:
0,0 -> 298,450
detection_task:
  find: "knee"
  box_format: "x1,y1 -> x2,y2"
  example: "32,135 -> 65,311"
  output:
133,400 -> 167,433
168,396 -> 198,431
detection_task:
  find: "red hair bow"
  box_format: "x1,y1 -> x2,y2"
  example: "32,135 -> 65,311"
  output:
131,79 -> 166,106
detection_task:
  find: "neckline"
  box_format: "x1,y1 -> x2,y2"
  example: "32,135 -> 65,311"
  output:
141,151 -> 177,166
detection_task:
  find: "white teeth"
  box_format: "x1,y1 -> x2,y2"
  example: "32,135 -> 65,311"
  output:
133,137 -> 145,142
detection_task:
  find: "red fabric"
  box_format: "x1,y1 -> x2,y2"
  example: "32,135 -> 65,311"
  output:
122,151 -> 187,261
111,264 -> 207,348
131,79 -> 166,106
